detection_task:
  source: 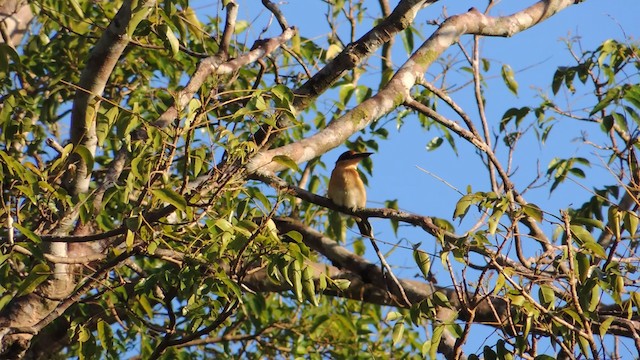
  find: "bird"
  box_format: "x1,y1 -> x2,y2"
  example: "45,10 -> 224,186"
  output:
328,150 -> 372,210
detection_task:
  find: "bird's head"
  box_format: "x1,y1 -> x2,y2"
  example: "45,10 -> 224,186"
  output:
335,150 -> 372,167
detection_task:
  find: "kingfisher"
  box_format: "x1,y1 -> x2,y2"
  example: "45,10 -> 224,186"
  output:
328,150 -> 372,210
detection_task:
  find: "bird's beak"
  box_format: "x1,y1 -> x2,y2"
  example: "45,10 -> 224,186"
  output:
351,152 -> 372,160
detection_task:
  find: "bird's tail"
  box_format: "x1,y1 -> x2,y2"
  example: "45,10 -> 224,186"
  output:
356,217 -> 373,239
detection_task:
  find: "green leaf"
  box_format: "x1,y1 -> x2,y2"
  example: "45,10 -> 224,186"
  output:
453,193 -> 477,220
125,216 -> 142,231
332,279 -> 351,290
338,84 -> 355,107
483,345 -> 497,360
302,267 -> 318,306
125,229 -> 135,249
151,188 -> 187,211
501,64 -> 518,95
587,283 -> 600,312
599,317 -> 615,338
523,314 -> 533,339
500,107 -> 530,131
385,199 -> 399,235
97,106 -> 119,146
430,325 -> 443,359
326,43 -> 342,60
159,24 -> 180,57
488,207 -> 505,235
522,203 -> 543,222
623,85 -> 640,109
272,84 -> 293,103
290,261 -> 303,302
582,240 -> 606,259
570,217 -> 604,230
14,223 -> 41,243
328,211 -> 344,243
353,239 -> 365,256
182,7 -> 205,42
413,249 -> 431,279
608,206 -> 621,241
96,319 -> 111,351
538,285 -> 555,309
623,211 -> 638,237
285,230 -> 303,243
576,252 -> 590,283
272,155 -> 300,172
577,334 -> 590,357
74,145 -> 94,174
481,58 -> 490,72
392,321 -> 405,346
16,263 -> 50,297
433,292 -> 452,308
385,311 -> 403,321
401,27 -> 414,54
69,0 -> 85,18
234,20 -> 250,34
421,340 -> 431,357
590,87 -> 620,115
534,355 -> 558,360
426,136 -> 443,151
494,274 -> 506,294
138,295 -> 154,318
552,68 -> 565,95
77,325 -> 91,343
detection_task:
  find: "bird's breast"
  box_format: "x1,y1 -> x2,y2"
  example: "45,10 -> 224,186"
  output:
328,168 -> 366,210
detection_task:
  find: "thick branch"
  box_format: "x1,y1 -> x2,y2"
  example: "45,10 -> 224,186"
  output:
247,0 -> 578,174
218,1 -> 238,58
252,0 -> 436,146
65,0 -> 153,197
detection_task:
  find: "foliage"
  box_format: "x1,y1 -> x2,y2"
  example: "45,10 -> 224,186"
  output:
0,0 -> 638,359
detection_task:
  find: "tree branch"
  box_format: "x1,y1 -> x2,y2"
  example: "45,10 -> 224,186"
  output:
247,0 -> 578,174
153,27 -> 296,129
251,0 -> 437,146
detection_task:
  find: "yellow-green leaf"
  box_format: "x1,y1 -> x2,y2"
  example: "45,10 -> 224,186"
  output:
385,311 -> 403,321
77,325 -> 90,342
234,20 -> 249,34
599,317 -> 615,337
624,211 -> 638,237
14,223 -> 41,243
569,225 -> 596,245
576,252 -> 590,283
74,145 -> 94,173
332,279 -> 351,290
413,249 -> 431,279
272,155 -> 300,172
125,229 -> 135,250
138,295 -> 154,318
16,263 -> 50,297
392,321 -> 404,346
151,188 -> 187,211
160,24 -> 180,57
325,43 -> 342,60
183,7 -> 204,42
290,261 -> 303,302
501,64 -> 518,95
453,194 -> 475,220
522,203 -> 543,222
302,266 -> 318,306
69,0 -> 85,18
